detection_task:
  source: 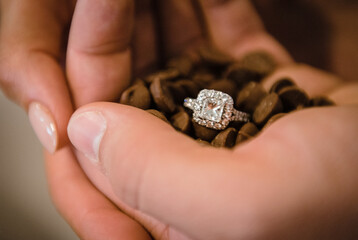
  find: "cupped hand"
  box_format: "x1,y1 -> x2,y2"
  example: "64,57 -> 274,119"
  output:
66,77 -> 358,240
0,0 -> 162,238
42,0 -> 358,239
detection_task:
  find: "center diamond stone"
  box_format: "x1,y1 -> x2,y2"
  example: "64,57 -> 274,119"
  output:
200,98 -> 225,122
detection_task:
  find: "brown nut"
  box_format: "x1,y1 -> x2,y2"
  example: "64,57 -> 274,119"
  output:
224,52 -> 276,88
262,113 -> 287,130
192,72 -> 215,87
168,82 -> 187,104
171,111 -> 192,134
146,109 -> 170,123
193,122 -> 220,142
120,84 -> 151,109
175,79 -> 201,98
145,68 -> 180,84
253,93 -> 283,126
309,96 -> 335,107
224,63 -> 260,88
208,79 -> 237,99
167,55 -> 194,76
269,78 -> 296,93
199,45 -> 233,67
240,51 -> 277,77
196,139 -> 211,146
236,81 -> 267,114
278,86 -> 309,111
236,122 -> 259,144
211,128 -> 238,148
150,78 -> 177,113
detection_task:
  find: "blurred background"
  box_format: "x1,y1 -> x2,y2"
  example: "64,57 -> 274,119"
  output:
0,91 -> 79,240
0,0 -> 357,239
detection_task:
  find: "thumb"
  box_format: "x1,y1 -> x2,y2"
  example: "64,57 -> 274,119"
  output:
66,102 -> 258,240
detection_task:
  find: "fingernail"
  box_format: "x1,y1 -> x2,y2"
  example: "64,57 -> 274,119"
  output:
28,102 -> 58,153
67,111 -> 107,164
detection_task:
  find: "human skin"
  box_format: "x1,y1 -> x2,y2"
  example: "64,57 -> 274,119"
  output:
65,87 -> 358,240
2,0 -> 358,239
55,1 -> 358,240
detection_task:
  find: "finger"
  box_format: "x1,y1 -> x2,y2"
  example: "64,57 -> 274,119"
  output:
70,149 -> 193,240
45,146 -> 151,240
261,63 -> 342,97
66,102 -> 252,240
197,0 -> 292,64
67,0 -> 134,106
131,0 -> 159,75
327,82 -> 358,105
0,0 -> 74,152
68,103 -> 358,240
156,0 -> 204,57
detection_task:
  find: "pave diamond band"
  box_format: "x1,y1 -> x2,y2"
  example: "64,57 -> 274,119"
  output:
231,109 -> 250,122
184,89 -> 250,130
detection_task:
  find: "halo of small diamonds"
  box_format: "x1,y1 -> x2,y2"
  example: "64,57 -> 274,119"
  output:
184,89 -> 247,130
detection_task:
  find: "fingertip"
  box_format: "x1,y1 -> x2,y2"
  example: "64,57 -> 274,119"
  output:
28,102 -> 58,153
67,109 -> 107,165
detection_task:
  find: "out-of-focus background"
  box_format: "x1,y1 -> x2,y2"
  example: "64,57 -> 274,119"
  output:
0,0 -> 357,239
0,93 -> 78,240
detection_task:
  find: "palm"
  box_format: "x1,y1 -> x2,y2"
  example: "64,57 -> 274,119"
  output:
45,0 -> 358,239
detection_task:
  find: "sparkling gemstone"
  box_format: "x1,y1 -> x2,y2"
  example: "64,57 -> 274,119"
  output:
199,98 -> 225,122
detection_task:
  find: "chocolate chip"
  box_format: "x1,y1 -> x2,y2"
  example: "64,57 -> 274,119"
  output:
145,68 -> 180,84
236,122 -> 259,144
120,83 -> 151,109
253,93 -> 283,126
171,111 -> 192,134
269,78 -> 296,93
146,109 -> 170,123
150,78 -> 177,113
309,96 -> 335,107
208,79 -> 237,99
193,122 -> 220,142
278,86 -> 309,111
211,128 -> 238,148
262,113 -> 287,129
236,81 -> 267,114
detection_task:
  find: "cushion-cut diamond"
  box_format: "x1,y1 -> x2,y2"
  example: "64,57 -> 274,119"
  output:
200,98 -> 224,122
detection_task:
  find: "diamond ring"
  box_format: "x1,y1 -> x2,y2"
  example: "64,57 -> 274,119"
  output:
184,89 -> 250,130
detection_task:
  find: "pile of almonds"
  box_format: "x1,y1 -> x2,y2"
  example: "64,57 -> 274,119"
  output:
119,46 -> 334,148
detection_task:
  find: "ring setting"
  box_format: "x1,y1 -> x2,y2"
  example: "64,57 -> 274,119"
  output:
184,89 -> 250,130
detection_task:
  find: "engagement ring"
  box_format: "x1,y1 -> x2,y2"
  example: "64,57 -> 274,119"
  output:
184,89 -> 250,130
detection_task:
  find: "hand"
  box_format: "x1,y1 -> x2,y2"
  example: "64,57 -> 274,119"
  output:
46,0 -> 358,239
0,0 -> 153,238
65,75 -> 358,240
0,0 -> 131,152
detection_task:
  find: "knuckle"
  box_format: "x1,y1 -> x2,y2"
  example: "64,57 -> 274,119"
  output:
0,48 -> 25,104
